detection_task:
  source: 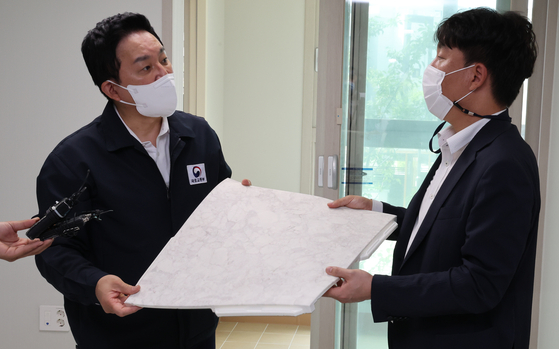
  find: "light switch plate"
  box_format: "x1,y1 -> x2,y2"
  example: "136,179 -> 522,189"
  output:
318,156 -> 324,187
336,108 -> 343,125
328,155 -> 338,189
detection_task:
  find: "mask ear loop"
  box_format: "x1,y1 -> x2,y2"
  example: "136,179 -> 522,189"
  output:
106,80 -> 127,90
117,100 -> 147,108
105,80 -> 146,108
447,64 -> 477,115
445,64 -> 476,76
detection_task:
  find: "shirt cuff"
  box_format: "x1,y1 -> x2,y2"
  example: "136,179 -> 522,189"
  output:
372,199 -> 383,212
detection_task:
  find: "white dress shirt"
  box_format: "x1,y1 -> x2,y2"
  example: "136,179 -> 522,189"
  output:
404,118 -> 490,255
115,106 -> 171,187
372,117 -> 493,256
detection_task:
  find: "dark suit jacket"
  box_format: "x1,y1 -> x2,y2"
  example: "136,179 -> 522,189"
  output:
371,116 -> 540,349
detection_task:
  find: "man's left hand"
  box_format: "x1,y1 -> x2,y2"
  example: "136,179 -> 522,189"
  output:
95,275 -> 142,317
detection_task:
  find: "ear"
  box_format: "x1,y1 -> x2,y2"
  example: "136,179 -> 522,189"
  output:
469,63 -> 489,90
101,81 -> 122,102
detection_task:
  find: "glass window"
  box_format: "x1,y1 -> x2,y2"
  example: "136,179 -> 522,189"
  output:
338,1 -> 498,348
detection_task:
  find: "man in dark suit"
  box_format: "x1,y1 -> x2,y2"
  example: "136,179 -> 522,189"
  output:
324,8 -> 540,349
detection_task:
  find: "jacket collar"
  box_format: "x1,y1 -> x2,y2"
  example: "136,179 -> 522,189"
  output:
100,101 -> 196,152
399,113 -> 513,269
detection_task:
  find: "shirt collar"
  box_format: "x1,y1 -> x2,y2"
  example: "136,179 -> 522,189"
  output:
438,108 -> 506,154
159,116 -> 170,137
439,118 -> 490,154
113,104 -> 169,144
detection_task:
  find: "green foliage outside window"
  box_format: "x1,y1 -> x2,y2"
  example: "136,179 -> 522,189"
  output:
361,15 -> 438,207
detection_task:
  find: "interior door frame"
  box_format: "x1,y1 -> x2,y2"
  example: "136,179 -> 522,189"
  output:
311,0 -> 345,348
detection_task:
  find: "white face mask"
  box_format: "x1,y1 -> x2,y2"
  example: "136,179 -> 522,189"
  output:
107,73 -> 177,117
422,65 -> 475,120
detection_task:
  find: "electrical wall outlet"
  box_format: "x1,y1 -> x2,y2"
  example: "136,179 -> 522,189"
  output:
39,305 -> 70,332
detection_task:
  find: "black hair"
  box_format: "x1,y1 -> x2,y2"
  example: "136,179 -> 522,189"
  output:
81,12 -> 163,96
435,7 -> 537,107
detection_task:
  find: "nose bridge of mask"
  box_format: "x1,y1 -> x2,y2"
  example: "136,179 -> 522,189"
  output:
152,74 -> 174,89
425,65 -> 445,85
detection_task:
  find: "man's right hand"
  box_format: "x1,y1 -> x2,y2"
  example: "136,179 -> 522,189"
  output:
95,275 -> 142,317
327,195 -> 373,211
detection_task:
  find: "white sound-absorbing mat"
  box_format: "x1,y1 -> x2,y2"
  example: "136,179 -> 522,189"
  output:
126,179 -> 397,316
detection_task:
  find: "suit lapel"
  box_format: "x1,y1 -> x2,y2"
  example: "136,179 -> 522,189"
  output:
392,156 -> 441,271
397,119 -> 512,271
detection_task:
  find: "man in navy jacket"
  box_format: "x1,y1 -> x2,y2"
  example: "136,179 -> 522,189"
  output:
324,8 -> 540,349
35,13 -> 233,349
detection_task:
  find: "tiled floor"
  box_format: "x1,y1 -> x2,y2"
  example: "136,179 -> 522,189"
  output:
216,321 -> 310,349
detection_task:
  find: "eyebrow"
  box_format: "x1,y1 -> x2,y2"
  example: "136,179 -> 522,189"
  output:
133,46 -> 166,65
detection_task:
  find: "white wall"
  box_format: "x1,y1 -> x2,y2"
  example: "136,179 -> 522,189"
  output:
206,0 -> 226,137
0,1 -> 163,348
205,0 -> 306,192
